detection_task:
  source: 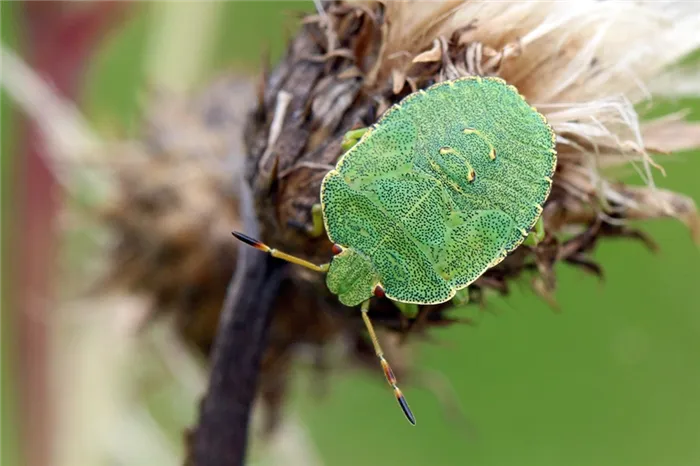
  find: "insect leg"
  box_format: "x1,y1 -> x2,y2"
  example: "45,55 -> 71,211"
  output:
524,216 -> 545,246
451,288 -> 471,306
361,300 -> 416,425
232,231 -> 330,272
288,203 -> 326,237
307,204 -> 325,238
341,127 -> 370,152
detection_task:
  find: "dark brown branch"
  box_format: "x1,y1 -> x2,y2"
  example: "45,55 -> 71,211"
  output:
187,178 -> 288,466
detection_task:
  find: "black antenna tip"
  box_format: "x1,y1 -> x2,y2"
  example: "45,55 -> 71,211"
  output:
397,393 -> 416,426
231,231 -> 265,251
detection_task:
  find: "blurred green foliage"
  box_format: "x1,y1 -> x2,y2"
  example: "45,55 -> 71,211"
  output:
82,2 -> 311,130
2,3 -> 23,466
4,2 -> 699,466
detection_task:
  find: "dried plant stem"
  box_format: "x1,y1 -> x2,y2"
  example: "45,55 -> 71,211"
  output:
144,2 -> 224,93
0,46 -> 109,201
187,179 -> 288,466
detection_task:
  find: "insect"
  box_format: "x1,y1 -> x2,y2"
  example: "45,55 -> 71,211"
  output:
233,76 -> 557,425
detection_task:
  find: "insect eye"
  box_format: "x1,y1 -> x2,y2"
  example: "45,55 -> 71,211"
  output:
374,285 -> 385,298
331,244 -> 343,255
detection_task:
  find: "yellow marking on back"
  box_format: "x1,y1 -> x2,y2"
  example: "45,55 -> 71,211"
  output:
488,147 -> 496,160
438,146 -> 476,182
464,127 -> 496,161
448,180 -> 465,194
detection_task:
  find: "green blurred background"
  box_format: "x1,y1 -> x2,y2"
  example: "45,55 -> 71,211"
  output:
3,2 -> 699,466
1,4 -> 20,466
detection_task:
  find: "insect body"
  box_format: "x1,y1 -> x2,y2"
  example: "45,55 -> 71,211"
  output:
233,76 -> 557,425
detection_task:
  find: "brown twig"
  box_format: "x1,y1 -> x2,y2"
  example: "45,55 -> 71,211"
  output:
187,178 -> 289,466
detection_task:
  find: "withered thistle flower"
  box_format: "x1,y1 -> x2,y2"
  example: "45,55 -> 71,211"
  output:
93,0 -> 700,435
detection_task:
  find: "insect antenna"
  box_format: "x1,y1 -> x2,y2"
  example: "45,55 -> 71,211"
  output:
231,231 -> 329,273
360,300 -> 416,425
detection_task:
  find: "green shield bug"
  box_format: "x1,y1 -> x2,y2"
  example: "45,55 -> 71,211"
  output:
233,76 -> 557,425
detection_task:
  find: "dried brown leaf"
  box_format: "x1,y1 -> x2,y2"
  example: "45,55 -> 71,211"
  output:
617,185 -> 700,244
642,119 -> 700,154
391,68 -> 406,94
412,38 -> 442,63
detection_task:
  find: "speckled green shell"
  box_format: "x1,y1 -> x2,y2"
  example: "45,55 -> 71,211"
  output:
321,76 -> 556,307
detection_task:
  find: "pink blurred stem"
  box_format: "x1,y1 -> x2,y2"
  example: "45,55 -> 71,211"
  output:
16,3 -> 128,466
